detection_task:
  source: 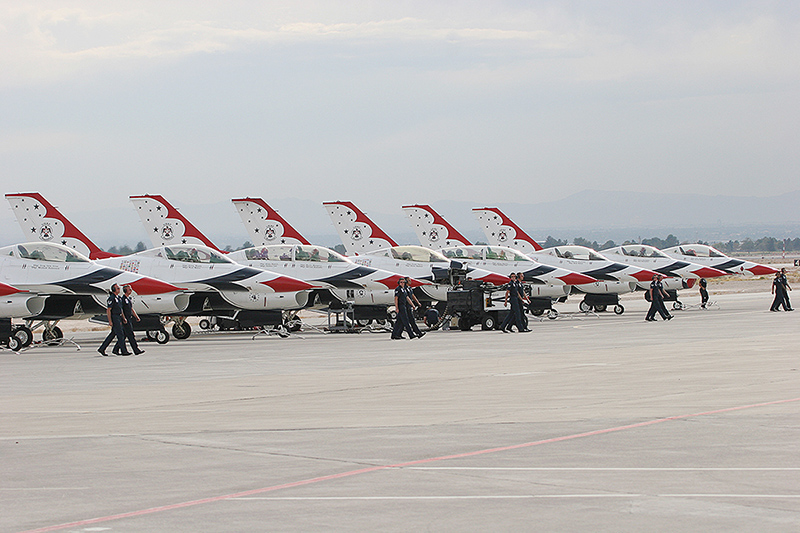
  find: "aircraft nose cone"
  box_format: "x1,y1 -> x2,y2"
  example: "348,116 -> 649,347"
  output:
693,266 -> 727,278
557,272 -> 597,285
748,264 -> 778,276
0,282 -> 25,296
260,276 -> 318,292
129,277 -> 183,295
471,272 -> 510,286
630,269 -> 660,282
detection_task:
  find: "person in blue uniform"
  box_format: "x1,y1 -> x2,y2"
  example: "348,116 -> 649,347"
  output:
98,284 -> 130,356
501,273 -> 529,332
403,277 -> 425,338
516,272 -> 530,331
645,274 -> 672,321
770,269 -> 793,311
391,278 -> 417,339
698,278 -> 709,309
121,285 -> 145,355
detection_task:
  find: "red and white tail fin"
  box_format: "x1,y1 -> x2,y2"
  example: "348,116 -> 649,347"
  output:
472,207 -> 543,253
231,198 -> 310,246
402,204 -> 472,250
5,192 -> 118,259
323,201 -> 398,256
130,195 -> 222,252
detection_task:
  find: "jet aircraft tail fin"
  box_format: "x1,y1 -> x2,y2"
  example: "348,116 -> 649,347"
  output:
130,194 -> 222,252
323,201 -> 398,256
5,192 -> 117,260
231,198 -> 310,246
472,207 -> 543,253
402,204 -> 472,250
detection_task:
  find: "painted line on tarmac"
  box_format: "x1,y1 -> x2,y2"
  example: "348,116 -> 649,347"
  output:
18,395 -> 800,533
232,494 -> 800,500
408,467 -> 800,471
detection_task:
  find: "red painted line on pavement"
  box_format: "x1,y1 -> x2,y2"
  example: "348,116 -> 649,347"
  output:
19,396 -> 800,533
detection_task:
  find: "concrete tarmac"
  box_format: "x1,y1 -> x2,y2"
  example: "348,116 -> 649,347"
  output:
2,292 -> 799,532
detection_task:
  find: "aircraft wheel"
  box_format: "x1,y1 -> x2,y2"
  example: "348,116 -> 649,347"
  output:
285,318 -> 302,332
13,325 -> 33,348
594,304 -> 607,313
672,301 -> 683,310
548,309 -> 559,319
7,336 -> 21,351
579,301 -> 592,312
146,330 -> 158,341
172,322 -> 191,340
198,319 -> 211,330
531,308 -> 545,317
155,330 -> 170,344
481,314 -> 496,331
42,326 -> 63,344
613,304 -> 625,315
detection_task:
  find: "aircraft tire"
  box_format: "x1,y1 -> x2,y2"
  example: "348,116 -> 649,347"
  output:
579,301 -> 592,312
198,319 -> 211,330
172,322 -> 191,340
548,309 -> 559,319
613,304 -> 625,315
155,330 -> 170,344
43,326 -> 63,344
13,325 -> 33,348
7,335 -> 21,351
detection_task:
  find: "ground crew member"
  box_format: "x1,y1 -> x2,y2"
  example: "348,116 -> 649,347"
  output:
391,278 -> 417,339
516,272 -> 530,331
403,277 -> 425,338
121,285 -> 145,355
98,284 -> 130,356
646,274 -> 672,321
698,278 -> 709,309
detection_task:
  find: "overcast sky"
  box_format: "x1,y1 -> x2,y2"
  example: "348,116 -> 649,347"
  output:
2,1 -> 799,226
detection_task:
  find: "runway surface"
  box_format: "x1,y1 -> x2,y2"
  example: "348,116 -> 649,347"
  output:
2,292 -> 799,532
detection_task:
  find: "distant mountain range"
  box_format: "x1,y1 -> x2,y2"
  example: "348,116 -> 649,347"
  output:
1,190 -> 798,250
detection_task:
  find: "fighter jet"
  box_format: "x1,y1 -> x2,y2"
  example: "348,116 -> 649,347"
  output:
0,241 -> 185,345
472,207 -> 671,311
661,244 -> 778,276
324,201 -> 510,302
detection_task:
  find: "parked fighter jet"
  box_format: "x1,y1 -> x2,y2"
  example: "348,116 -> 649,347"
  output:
600,244 -> 727,280
0,241 -> 185,345
324,201 -> 509,302
472,207 -> 681,311
661,244 -> 778,276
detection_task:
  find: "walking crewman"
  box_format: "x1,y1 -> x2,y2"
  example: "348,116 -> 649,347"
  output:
391,278 -> 418,339
98,284 -> 130,356
403,277 -> 425,338
516,272 -> 530,331
121,284 -> 145,355
698,277 -> 709,309
645,274 -> 673,321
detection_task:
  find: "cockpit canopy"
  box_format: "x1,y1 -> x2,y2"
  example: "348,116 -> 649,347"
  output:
670,244 -> 725,258
233,244 -> 348,263
373,245 -> 449,263
7,242 -> 90,263
543,245 -> 607,261
441,245 -> 529,262
142,245 -> 232,264
610,245 -> 669,259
